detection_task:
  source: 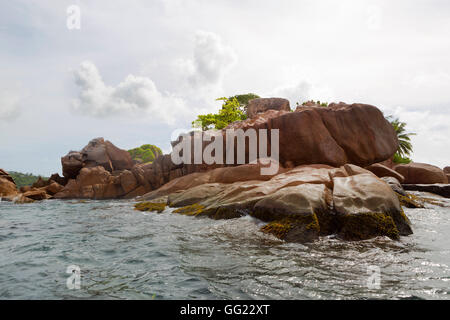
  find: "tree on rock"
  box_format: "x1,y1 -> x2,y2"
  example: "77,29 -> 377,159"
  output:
192,95 -> 257,130
387,116 -> 416,164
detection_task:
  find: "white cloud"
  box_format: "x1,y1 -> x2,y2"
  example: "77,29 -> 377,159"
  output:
270,77 -> 334,107
0,89 -> 21,121
173,30 -> 237,101
190,30 -> 237,86
71,61 -> 187,125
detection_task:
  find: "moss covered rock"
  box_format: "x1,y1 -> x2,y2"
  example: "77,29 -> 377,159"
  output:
138,164 -> 414,243
134,202 -> 166,213
128,144 -> 163,164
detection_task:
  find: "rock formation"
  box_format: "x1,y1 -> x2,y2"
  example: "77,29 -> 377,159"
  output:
0,169 -> 19,199
52,101 -> 400,200
9,97 -> 441,243
137,163 -> 412,242
365,163 -> 405,183
0,169 -> 34,203
394,163 -> 448,184
246,97 -> 291,119
61,138 -> 134,179
228,102 -> 398,168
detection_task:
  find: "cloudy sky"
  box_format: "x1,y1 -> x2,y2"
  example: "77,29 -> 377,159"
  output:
0,0 -> 449,176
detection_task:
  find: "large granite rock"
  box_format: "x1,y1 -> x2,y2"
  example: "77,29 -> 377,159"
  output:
365,163 -> 405,183
227,102 -> 398,168
0,169 -> 35,203
246,98 -> 291,119
395,162 -> 448,184
54,166 -> 143,200
138,164 -> 412,243
61,138 -> 133,179
54,101 -> 399,200
0,169 -> 18,198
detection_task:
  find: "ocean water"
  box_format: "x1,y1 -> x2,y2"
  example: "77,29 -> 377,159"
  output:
0,194 -> 449,300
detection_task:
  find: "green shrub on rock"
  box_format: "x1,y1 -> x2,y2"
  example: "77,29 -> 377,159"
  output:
128,144 -> 162,163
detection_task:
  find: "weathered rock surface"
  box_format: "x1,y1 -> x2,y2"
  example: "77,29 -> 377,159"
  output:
395,163 -> 448,184
227,102 -> 398,168
61,138 -> 133,179
0,169 -> 19,198
54,101 -> 399,200
0,169 -> 35,203
365,163 -> 405,183
54,166 -> 145,200
246,98 -> 291,119
23,189 -> 50,201
138,164 -> 412,243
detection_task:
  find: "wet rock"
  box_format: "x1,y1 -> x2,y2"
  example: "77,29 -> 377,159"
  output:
141,164 -> 412,243
402,184 -> 450,198
23,189 -> 49,200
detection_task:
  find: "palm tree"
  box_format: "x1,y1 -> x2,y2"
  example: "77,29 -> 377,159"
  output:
386,116 -> 416,159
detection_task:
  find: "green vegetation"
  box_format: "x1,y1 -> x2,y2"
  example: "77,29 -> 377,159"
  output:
192,93 -> 260,130
386,116 -> 416,164
231,93 -> 260,109
9,172 -> 48,188
128,144 -> 162,164
296,100 -> 328,107
134,202 -> 166,213
192,96 -> 248,130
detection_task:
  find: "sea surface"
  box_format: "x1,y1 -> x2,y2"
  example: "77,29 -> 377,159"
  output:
1,193 -> 449,300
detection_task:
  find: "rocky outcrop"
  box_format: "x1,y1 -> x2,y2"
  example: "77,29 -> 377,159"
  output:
394,163 -> 448,184
227,102 -> 398,168
402,184 -> 450,198
61,138 -> 133,179
365,163 -> 405,183
0,169 -> 19,198
246,98 -> 291,119
54,166 -> 147,200
54,101 -> 399,200
138,164 -> 412,243
0,169 -> 35,203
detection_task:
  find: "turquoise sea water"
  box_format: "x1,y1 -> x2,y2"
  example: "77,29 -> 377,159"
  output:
0,195 -> 449,300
